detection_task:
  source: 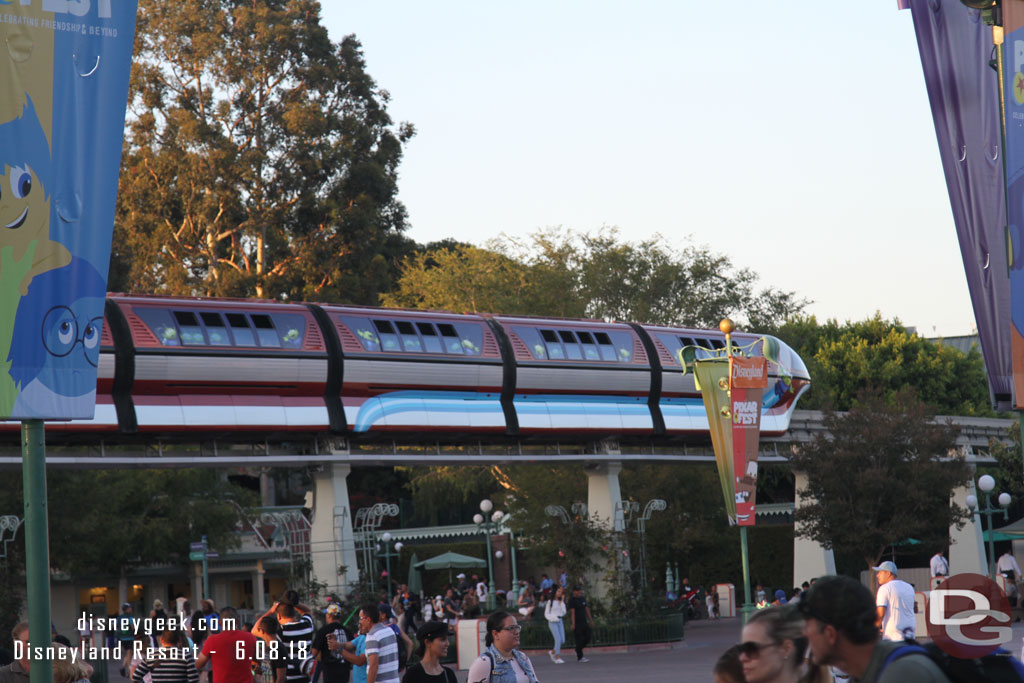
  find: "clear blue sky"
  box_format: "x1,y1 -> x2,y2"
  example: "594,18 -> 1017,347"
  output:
323,2 -> 976,336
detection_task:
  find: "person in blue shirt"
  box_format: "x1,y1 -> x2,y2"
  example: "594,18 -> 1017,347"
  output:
340,609 -> 371,683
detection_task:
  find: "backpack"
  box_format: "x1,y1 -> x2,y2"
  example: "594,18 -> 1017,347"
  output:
882,642 -> 1024,683
388,624 -> 407,669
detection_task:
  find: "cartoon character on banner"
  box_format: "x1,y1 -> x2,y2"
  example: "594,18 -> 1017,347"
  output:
8,260 -> 106,418
0,97 -> 72,415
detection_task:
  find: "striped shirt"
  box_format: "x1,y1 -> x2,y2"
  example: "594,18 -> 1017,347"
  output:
364,622 -> 399,683
131,647 -> 199,683
280,614 -> 314,683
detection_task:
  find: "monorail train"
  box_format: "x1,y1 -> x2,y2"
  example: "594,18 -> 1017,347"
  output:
1,294 -> 810,441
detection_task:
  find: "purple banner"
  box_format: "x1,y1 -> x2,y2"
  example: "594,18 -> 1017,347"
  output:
906,1 -> 1012,409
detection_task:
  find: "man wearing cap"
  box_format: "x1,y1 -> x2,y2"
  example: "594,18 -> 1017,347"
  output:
312,604 -> 350,683
873,561 -> 916,641
799,575 -> 948,683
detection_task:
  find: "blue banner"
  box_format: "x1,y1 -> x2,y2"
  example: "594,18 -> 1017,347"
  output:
1007,24 -> 1024,409
0,0 -> 137,419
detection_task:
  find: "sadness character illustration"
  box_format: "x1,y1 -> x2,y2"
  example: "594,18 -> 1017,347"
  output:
8,260 -> 106,419
0,95 -> 71,416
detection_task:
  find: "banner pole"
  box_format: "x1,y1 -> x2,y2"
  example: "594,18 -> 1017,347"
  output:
722,319 -> 755,623
740,526 -> 752,614
22,419 -> 53,683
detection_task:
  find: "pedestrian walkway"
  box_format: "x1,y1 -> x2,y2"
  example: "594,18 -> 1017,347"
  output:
454,616 -> 741,682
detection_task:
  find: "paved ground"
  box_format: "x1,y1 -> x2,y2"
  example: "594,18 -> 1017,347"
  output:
452,616 -> 743,682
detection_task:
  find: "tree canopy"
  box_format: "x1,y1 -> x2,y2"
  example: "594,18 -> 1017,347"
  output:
788,389 -> 970,571
773,314 -> 993,415
0,469 -> 254,577
383,228 -> 808,329
111,0 -> 415,302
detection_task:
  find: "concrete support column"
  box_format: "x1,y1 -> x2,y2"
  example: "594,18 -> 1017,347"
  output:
310,460 -> 359,596
585,452 -> 626,598
586,460 -> 624,532
253,559 -> 266,611
793,471 -> 836,585
950,478 -> 986,575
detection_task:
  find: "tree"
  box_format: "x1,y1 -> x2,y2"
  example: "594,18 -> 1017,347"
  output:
380,246 -> 546,316
774,314 -> 993,415
384,227 -> 807,327
788,389 -> 971,572
111,0 -> 414,302
0,469 -> 256,577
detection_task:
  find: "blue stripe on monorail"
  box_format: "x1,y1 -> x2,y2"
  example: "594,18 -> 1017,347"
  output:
351,389 -> 792,432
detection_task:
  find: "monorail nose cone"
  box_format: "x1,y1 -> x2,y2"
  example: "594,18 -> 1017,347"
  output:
719,318 -> 735,335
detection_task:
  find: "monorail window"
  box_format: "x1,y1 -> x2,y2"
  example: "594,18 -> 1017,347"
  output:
708,338 -> 725,349
610,330 -> 635,362
201,312 -> 230,346
373,319 -> 401,352
173,311 -> 206,346
593,332 -> 618,362
416,322 -> 443,353
692,337 -> 715,359
395,320 -> 423,352
558,330 -> 583,360
437,324 -> 464,354
577,331 -> 600,360
540,329 -> 564,359
678,336 -> 696,348
227,313 -> 257,347
251,314 -> 280,348
454,323 -> 483,355
134,307 -> 180,346
271,313 -> 305,348
514,327 -> 547,359
340,316 -> 379,351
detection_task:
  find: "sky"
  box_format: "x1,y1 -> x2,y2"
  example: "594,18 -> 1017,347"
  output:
322,2 -> 977,337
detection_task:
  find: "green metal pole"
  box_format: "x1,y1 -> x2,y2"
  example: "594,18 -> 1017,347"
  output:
484,526 -> 495,610
985,498 -> 997,579
509,528 -> 519,605
739,526 -> 754,624
201,534 -> 209,599
22,419 -> 53,683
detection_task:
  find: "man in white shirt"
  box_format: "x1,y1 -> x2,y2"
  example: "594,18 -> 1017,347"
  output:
930,550 -> 949,578
873,561 -> 916,641
998,550 -> 1022,581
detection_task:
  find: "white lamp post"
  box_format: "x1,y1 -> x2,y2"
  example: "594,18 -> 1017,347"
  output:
966,475 -> 1010,578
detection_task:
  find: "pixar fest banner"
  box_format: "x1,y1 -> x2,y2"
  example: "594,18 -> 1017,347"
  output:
0,0 -> 137,419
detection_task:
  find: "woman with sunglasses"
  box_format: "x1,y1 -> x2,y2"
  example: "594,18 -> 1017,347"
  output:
739,606 -> 827,683
467,611 -> 540,683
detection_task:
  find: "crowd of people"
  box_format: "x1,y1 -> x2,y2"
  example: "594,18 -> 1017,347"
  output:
0,580 -> 563,683
713,568 -> 956,683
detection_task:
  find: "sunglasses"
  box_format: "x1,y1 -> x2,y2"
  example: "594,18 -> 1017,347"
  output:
738,641 -> 779,658
499,625 -> 522,634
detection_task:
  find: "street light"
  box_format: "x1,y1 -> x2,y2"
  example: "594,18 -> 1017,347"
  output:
474,499 -> 504,610
966,474 -> 1010,578
379,532 -> 403,602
